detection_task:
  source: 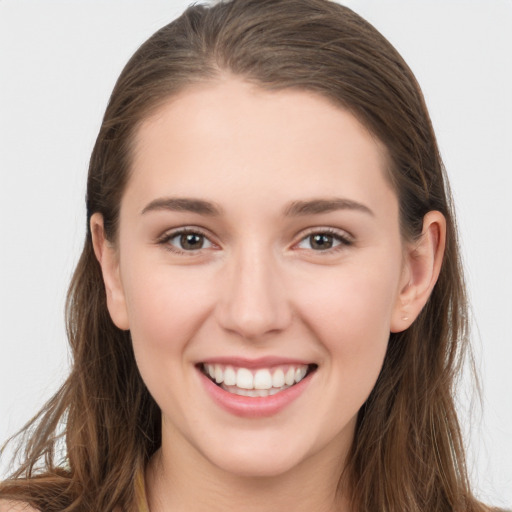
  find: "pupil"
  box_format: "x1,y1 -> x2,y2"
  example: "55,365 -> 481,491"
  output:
181,233 -> 203,250
311,234 -> 333,250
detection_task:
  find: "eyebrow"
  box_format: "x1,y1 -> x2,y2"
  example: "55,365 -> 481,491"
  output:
140,196 -> 374,218
283,198 -> 374,217
141,197 -> 223,216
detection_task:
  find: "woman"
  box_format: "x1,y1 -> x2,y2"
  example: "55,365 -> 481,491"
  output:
0,0 -> 505,510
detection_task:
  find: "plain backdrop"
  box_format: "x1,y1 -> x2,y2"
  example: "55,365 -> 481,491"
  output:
1,0 -> 511,507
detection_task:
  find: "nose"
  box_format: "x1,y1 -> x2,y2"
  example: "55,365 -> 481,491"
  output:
215,243 -> 292,340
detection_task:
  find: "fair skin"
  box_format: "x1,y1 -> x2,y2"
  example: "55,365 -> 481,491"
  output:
0,503 -> 38,512
87,78 -> 445,512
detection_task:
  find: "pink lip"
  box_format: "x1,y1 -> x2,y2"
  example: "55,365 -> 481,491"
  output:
197,366 -> 315,418
199,356 -> 312,369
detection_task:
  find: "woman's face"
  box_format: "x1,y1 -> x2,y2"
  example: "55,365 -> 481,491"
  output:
104,78 -> 411,477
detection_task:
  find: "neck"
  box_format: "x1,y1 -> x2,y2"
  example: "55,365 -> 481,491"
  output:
144,434 -> 352,512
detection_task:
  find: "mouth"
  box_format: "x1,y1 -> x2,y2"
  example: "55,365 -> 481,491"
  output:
198,362 -> 318,398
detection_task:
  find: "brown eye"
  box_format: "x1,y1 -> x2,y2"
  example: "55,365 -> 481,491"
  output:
309,234 -> 334,250
296,230 -> 352,252
164,231 -> 213,252
180,233 -> 205,250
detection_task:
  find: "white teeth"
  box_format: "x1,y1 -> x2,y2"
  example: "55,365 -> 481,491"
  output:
236,368 -> 254,389
222,384 -> 291,397
285,367 -> 295,386
272,368 -> 285,388
253,369 -> 272,390
223,365 -> 236,386
295,366 -> 307,383
214,365 -> 224,384
203,363 -> 312,395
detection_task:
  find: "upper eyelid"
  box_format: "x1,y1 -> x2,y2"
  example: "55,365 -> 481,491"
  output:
294,226 -> 354,242
156,228 -> 218,256
156,227 -> 217,252
290,228 -> 354,254
155,225 -> 354,248
157,226 -> 214,241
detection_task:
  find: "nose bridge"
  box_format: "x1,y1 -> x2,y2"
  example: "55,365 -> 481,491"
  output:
217,238 -> 291,339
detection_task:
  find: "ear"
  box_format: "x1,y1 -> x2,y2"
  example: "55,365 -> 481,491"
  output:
90,213 -> 130,330
390,211 -> 446,333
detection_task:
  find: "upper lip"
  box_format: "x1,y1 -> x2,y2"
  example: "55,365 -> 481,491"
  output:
198,356 -> 314,369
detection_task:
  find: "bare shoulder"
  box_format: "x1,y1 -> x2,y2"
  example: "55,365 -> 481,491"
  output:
0,500 -> 39,512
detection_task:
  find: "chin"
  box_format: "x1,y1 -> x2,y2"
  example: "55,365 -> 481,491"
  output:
210,449 -> 307,478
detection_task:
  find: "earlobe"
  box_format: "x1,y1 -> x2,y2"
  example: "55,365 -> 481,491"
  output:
90,213 -> 130,330
390,211 -> 446,333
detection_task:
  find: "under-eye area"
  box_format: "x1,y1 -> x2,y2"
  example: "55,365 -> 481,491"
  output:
199,363 -> 318,397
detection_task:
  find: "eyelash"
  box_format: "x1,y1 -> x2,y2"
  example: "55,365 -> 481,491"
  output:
156,227 -> 353,255
156,227 -> 216,255
295,227 -> 353,253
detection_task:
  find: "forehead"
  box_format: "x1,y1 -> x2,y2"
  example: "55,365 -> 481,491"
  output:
126,78 -> 395,216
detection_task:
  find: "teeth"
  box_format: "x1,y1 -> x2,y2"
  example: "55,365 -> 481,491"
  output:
236,368 -> 253,389
223,366 -> 236,386
285,367 -> 295,386
272,368 -> 285,388
202,362 -> 312,394
254,369 -> 272,390
222,384 -> 292,397
214,365 -> 224,384
295,366 -> 307,382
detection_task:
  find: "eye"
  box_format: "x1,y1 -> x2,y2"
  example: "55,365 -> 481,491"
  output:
296,230 -> 352,251
159,229 -> 214,253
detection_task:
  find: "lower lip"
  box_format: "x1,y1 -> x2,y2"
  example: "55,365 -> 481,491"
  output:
198,369 -> 314,418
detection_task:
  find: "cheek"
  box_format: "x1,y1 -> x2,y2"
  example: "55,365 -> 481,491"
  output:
298,260 -> 398,334
120,258 -> 214,359
120,262 -> 218,415
292,256 -> 401,377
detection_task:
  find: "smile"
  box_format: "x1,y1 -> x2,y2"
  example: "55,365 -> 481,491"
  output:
200,363 -> 317,398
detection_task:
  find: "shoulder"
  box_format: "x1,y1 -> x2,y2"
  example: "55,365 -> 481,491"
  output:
0,500 -> 39,512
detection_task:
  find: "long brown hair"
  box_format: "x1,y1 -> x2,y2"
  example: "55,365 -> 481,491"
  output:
0,1 -> 489,510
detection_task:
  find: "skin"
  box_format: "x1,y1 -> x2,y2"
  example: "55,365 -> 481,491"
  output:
0,502 -> 38,512
91,77 -> 445,512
